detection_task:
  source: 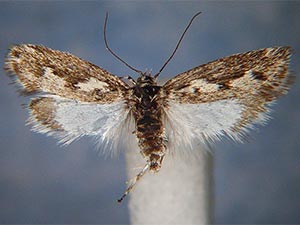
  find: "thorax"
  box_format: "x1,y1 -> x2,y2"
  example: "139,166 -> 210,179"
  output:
130,75 -> 162,114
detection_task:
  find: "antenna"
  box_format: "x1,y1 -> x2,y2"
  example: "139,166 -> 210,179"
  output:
154,11 -> 202,78
104,12 -> 143,74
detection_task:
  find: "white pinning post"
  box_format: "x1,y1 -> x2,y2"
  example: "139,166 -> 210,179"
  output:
125,149 -> 213,224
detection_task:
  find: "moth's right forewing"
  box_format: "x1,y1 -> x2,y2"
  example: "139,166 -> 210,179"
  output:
161,47 -> 293,152
4,44 -> 128,103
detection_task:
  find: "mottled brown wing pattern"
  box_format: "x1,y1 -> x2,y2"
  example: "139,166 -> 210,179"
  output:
163,47 -> 292,103
4,44 -> 129,103
4,44 -> 132,148
162,47 -> 293,145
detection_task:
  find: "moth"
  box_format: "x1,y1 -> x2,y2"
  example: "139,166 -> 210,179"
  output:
4,12 -> 293,202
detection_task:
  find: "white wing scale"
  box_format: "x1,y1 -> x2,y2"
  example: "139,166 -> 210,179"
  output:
164,99 -> 270,153
28,95 -> 135,155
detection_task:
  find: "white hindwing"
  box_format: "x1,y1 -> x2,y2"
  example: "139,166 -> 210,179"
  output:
164,99 -> 253,153
28,95 -> 135,154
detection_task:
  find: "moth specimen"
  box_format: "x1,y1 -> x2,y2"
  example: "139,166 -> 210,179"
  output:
4,12 -> 293,202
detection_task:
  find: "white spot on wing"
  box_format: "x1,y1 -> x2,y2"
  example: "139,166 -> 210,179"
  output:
75,77 -> 110,92
41,67 -> 66,91
190,79 -> 219,92
176,79 -> 220,93
231,70 -> 258,89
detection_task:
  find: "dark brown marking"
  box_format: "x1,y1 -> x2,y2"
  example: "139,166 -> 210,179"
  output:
218,81 -> 232,90
29,97 -> 63,131
4,44 -> 129,103
252,70 -> 268,81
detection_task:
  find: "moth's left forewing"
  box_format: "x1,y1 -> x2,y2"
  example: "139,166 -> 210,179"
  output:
4,44 -> 128,103
162,47 -> 293,152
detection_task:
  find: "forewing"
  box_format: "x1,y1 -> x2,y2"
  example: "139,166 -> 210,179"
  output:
162,47 -> 293,151
4,44 -> 128,103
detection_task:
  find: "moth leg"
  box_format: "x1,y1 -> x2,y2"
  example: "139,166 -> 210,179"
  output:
117,163 -> 149,203
119,75 -> 136,85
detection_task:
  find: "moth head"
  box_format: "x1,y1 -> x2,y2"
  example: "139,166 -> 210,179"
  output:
136,73 -> 157,86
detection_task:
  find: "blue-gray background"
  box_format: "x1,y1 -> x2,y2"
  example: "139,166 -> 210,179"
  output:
0,1 -> 299,224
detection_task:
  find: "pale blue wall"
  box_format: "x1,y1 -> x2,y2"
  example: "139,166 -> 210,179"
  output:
0,1 -> 299,223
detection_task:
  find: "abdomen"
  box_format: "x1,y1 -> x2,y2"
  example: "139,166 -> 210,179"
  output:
135,108 -> 167,172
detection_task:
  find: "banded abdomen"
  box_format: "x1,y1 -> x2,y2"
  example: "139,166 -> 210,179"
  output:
131,79 -> 167,172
